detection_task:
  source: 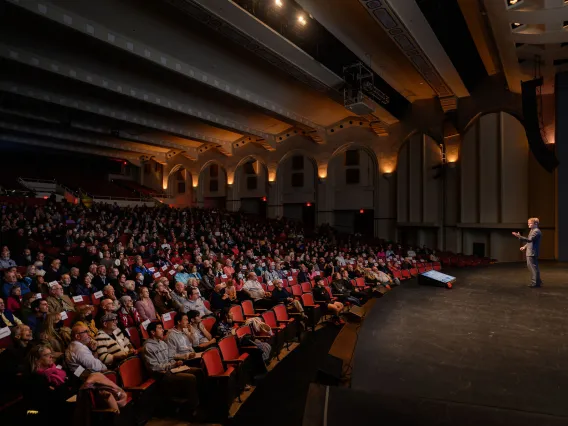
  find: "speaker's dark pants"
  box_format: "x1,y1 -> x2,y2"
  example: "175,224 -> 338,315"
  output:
526,256 -> 542,286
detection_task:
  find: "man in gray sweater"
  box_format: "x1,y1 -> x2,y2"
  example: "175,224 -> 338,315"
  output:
142,322 -> 200,413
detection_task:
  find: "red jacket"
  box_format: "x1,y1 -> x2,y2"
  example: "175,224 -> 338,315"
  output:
117,307 -> 142,329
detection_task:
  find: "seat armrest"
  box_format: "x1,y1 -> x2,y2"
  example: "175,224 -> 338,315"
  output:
277,319 -> 294,323
225,359 -> 245,363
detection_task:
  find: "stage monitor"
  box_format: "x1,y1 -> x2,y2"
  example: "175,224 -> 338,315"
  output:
418,270 -> 456,289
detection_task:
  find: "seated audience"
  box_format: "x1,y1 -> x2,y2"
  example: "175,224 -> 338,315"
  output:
142,322 -> 201,415
210,283 -> 231,311
95,313 -> 136,367
164,313 -> 198,361
242,272 -> 275,309
271,279 -> 307,318
186,287 -> 213,317
46,282 -> 76,314
136,286 -> 158,321
73,304 -> 98,339
39,312 -> 72,354
118,295 -> 142,328
0,296 -> 22,327
153,281 -> 175,315
65,324 -> 107,375
187,310 -> 216,350
27,298 -> 49,337
3,270 -> 31,298
312,277 -> 344,325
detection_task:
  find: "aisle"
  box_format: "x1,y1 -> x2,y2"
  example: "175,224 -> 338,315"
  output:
228,325 -> 340,426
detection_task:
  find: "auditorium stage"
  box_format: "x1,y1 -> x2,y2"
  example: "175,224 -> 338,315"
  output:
351,262 -> 568,424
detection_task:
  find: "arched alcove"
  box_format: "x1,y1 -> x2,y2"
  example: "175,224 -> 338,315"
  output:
459,111 -> 551,261
234,156 -> 269,216
328,144 -> 378,236
275,150 -> 318,226
167,165 -> 193,207
198,161 -> 228,209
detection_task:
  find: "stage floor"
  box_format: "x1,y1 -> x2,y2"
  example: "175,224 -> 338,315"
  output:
352,262 -> 568,420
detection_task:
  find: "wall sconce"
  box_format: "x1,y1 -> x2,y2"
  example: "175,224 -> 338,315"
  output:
382,172 -> 394,179
447,161 -> 457,169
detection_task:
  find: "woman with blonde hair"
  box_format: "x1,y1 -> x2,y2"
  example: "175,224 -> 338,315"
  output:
73,304 -> 98,340
39,312 -> 72,353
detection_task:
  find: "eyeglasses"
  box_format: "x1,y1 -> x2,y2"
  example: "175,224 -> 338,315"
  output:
41,352 -> 53,358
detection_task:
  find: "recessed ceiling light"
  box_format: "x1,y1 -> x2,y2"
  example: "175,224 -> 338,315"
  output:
275,0 -> 283,7
298,14 -> 307,26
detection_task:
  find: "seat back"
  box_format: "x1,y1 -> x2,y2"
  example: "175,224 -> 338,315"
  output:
273,304 -> 289,321
291,284 -> 302,298
161,311 -> 176,330
218,335 -> 240,361
241,299 -> 256,316
261,310 -> 278,328
127,327 -> 141,348
118,357 -> 146,388
202,316 -> 216,333
202,347 -> 225,376
325,286 -> 334,299
236,324 -> 252,339
229,304 -> 245,322
301,292 -> 316,306
203,299 -> 211,311
103,370 -> 119,384
355,277 -> 366,288
300,282 -> 311,293
0,335 -> 13,349
62,311 -> 76,328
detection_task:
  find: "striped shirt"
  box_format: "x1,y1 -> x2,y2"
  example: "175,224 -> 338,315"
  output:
95,329 -> 131,366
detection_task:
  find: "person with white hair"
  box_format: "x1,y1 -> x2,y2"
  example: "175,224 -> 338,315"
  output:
117,295 -> 142,328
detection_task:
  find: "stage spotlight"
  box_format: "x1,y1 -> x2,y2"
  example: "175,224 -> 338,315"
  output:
275,0 -> 283,7
297,14 -> 307,26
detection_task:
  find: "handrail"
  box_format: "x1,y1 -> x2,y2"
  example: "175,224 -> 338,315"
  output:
58,183 -> 78,197
18,177 -> 57,184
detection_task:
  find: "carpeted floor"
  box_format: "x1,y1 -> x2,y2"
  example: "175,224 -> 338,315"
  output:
228,325 -> 340,426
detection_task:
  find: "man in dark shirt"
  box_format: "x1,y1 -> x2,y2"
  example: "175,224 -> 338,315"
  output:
210,284 -> 231,311
330,273 -> 365,306
271,279 -> 307,319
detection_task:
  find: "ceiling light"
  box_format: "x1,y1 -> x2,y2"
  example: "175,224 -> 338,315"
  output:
297,14 -> 307,26
275,0 -> 283,7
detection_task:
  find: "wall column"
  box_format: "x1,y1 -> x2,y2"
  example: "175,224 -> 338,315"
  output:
555,72 -> 568,260
317,178 -> 334,226
267,182 -> 282,219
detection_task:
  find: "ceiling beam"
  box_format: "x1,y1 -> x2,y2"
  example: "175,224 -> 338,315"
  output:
5,0 -> 323,132
0,81 -> 224,155
0,119 -> 164,158
0,133 -> 142,165
375,0 -> 470,99
0,43 -> 269,145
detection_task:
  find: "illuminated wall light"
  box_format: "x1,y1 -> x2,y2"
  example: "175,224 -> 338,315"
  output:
275,0 -> 283,7
268,172 -> 276,182
297,14 -> 307,26
306,202 -> 312,207
262,196 -> 267,202
359,209 -> 365,214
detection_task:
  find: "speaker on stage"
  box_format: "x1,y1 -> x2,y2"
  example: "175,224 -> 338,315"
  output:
521,78 -> 558,173
315,354 -> 343,386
